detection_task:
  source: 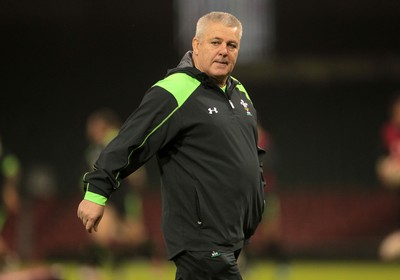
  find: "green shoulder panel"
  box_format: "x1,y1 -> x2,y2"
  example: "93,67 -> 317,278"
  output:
231,76 -> 252,104
153,73 -> 200,107
112,73 -> 200,183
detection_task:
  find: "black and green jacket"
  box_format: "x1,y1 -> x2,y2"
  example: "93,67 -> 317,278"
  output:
83,51 -> 265,259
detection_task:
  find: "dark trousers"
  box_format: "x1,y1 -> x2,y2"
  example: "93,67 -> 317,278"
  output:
173,250 -> 243,280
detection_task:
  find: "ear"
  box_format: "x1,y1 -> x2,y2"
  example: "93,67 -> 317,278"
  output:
192,37 -> 199,55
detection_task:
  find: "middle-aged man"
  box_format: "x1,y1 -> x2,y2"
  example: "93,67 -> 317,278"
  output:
77,11 -> 266,279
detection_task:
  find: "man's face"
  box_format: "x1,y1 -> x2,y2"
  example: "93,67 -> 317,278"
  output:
192,22 -> 241,86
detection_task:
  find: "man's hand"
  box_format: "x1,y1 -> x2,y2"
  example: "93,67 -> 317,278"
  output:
77,199 -> 105,233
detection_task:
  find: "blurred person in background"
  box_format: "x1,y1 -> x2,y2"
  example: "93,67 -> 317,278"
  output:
0,132 -> 21,271
240,123 -> 290,280
376,93 -> 400,261
377,93 -> 400,189
77,11 -> 265,280
84,108 -> 148,249
257,123 -> 290,277
0,134 -> 62,279
80,109 -> 149,278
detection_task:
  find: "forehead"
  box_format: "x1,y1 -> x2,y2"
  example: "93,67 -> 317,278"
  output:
202,22 -> 241,42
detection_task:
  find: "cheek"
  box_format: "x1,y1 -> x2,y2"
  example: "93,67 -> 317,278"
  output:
202,54 -> 214,67
206,51 -> 216,60
230,52 -> 238,62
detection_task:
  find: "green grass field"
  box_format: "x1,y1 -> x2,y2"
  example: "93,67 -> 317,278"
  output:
57,260 -> 400,280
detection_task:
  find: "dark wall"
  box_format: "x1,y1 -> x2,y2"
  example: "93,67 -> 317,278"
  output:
1,1 -> 177,192
276,0 -> 400,54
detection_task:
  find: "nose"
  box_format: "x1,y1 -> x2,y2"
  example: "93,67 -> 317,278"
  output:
218,43 -> 228,56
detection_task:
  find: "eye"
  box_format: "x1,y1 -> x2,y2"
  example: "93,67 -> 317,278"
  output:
228,43 -> 237,49
211,41 -> 220,46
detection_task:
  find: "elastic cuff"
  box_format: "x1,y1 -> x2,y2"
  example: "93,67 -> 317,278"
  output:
84,191 -> 107,206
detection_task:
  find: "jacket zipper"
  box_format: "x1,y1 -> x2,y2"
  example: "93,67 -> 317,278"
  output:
218,85 -> 235,110
228,99 -> 235,109
194,188 -> 203,226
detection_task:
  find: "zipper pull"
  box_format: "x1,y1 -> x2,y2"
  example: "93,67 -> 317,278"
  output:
229,99 -> 235,109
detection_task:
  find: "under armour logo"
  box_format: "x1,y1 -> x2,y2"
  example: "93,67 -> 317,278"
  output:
208,107 -> 218,114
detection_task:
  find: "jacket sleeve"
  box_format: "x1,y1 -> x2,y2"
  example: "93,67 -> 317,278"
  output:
83,86 -> 182,205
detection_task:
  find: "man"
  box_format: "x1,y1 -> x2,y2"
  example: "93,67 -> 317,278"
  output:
77,11 -> 265,279
376,94 -> 400,261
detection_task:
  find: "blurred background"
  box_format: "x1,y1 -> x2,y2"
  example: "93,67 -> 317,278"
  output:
1,0 -> 400,279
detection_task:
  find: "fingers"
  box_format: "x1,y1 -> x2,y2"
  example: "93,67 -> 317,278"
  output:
80,216 -> 96,233
79,214 -> 98,233
77,200 -> 104,234
77,207 -> 90,232
86,219 -> 95,233
85,217 -> 100,233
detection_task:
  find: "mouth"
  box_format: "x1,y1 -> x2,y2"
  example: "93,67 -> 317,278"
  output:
214,60 -> 228,65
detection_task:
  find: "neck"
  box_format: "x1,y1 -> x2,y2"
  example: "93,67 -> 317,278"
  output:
213,77 -> 226,88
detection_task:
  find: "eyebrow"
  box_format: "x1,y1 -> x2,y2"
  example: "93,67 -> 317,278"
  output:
210,37 -> 238,44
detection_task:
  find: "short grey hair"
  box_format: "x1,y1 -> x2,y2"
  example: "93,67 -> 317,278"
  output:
195,11 -> 243,40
